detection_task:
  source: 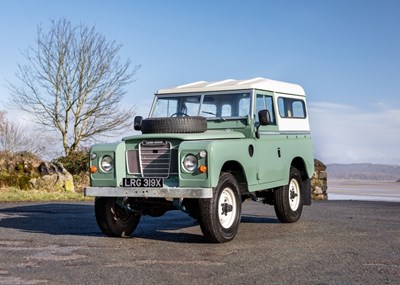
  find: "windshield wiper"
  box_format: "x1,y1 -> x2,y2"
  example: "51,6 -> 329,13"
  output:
202,111 -> 226,121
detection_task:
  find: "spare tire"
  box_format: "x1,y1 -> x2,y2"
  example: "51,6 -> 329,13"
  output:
141,116 -> 207,134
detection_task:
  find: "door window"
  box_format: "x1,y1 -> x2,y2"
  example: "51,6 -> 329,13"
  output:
256,94 -> 276,125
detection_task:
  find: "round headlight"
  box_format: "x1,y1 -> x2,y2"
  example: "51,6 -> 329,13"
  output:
183,154 -> 198,172
101,155 -> 114,172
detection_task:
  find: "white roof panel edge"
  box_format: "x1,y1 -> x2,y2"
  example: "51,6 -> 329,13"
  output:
156,77 -> 305,96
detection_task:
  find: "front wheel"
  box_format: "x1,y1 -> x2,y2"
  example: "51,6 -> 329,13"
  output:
274,167 -> 304,223
94,197 -> 141,237
199,173 -> 242,243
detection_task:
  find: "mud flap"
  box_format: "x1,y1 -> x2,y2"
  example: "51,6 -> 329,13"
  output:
302,178 -> 312,205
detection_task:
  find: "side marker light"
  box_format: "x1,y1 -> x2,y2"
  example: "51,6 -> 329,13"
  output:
199,165 -> 207,173
90,166 -> 98,173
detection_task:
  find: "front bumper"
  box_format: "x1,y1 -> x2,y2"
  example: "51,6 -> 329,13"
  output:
84,186 -> 213,198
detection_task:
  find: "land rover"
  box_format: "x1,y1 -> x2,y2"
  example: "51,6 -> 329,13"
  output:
85,77 -> 314,243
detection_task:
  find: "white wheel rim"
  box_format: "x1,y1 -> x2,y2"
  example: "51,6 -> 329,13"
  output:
218,187 -> 237,229
288,178 -> 300,211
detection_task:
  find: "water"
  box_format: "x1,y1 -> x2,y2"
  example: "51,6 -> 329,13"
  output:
327,180 -> 400,202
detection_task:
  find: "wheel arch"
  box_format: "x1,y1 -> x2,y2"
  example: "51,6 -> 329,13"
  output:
290,156 -> 312,205
291,157 -> 308,179
220,160 -> 249,195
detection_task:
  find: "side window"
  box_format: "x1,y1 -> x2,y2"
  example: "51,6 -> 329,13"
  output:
278,97 -> 306,118
256,94 -> 276,125
292,101 -> 305,117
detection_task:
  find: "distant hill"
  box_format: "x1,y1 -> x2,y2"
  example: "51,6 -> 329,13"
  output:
327,163 -> 400,182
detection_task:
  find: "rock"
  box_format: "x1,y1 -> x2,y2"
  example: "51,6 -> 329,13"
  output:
313,193 -> 328,201
30,162 -> 75,192
319,171 -> 327,180
311,159 -> 328,200
314,159 -> 327,172
39,161 -> 64,175
314,186 -> 323,195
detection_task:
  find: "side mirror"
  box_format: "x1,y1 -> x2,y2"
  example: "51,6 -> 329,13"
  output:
134,116 -> 143,131
258,110 -> 271,126
256,110 -> 271,139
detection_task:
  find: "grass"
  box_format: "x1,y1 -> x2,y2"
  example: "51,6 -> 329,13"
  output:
0,187 -> 94,202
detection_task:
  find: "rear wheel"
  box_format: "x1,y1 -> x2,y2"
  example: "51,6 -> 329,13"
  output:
274,167 -> 303,223
199,173 -> 242,243
94,197 -> 141,237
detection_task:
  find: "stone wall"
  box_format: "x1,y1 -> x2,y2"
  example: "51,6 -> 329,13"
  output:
311,159 -> 328,200
0,151 -> 74,192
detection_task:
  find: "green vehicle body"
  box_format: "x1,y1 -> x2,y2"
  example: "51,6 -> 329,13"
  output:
85,77 -> 314,242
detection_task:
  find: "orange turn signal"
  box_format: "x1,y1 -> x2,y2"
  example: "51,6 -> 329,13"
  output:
90,166 -> 98,173
199,165 -> 207,173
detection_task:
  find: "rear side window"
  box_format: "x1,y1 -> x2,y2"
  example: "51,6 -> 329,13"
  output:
278,97 -> 306,118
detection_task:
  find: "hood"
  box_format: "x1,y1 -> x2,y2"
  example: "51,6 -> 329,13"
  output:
122,130 -> 245,142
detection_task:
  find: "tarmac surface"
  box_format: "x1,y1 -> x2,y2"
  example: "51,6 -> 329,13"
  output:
0,199 -> 399,285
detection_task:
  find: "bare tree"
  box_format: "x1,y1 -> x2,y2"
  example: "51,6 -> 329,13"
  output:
0,111 -> 45,155
8,18 -> 140,156
0,111 -> 23,153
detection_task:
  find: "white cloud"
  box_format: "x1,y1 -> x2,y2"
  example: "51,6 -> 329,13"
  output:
308,102 -> 400,165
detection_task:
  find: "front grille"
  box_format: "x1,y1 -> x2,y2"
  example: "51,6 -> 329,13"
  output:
139,140 -> 172,178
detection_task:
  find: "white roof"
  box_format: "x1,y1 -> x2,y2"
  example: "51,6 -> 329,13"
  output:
156,77 -> 305,96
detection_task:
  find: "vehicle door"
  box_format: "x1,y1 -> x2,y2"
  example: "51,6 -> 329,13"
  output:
255,92 -> 284,185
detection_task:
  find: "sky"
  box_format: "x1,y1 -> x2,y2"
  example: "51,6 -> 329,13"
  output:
0,0 -> 399,164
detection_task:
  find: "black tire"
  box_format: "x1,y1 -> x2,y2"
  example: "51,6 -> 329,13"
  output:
199,172 -> 242,243
274,167 -> 304,223
94,197 -> 141,237
141,116 -> 207,134
182,198 -> 200,220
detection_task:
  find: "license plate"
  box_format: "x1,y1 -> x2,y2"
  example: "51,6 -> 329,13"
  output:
122,178 -> 163,188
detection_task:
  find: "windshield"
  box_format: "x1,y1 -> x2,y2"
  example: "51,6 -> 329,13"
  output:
151,93 -> 251,119
152,95 -> 201,117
